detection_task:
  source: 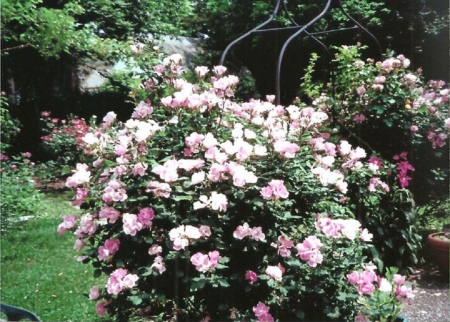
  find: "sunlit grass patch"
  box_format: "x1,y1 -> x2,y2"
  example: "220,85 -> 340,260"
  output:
1,192 -> 107,322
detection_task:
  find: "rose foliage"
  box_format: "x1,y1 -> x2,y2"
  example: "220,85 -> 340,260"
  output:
57,51 -> 449,321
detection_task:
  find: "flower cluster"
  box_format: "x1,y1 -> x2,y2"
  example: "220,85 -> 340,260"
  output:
190,251 -> 221,272
40,112 -> 91,147
169,225 -> 203,250
348,266 -> 414,321
393,152 -> 415,188
295,236 -> 323,267
39,112 -> 91,180
233,222 -> 265,241
315,214 -> 373,241
106,268 -> 139,295
253,302 -> 274,322
306,45 -> 449,194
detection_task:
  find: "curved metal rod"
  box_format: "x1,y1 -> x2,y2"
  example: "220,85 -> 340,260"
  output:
282,0 -> 334,80
284,0 -> 333,59
337,0 -> 383,59
282,0 -> 302,27
219,0 -> 283,66
305,32 -> 331,57
276,0 -> 332,103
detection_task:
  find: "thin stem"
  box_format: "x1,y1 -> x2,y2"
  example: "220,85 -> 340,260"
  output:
1,43 -> 33,52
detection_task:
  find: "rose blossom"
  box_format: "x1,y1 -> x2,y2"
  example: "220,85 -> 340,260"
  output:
253,302 -> 274,322
106,268 -> 138,295
347,271 -> 360,285
151,256 -> 166,274
98,238 -> 120,260
169,225 -> 202,250
148,244 -> 162,255
66,163 -> 91,187
95,301 -> 110,317
137,207 -> 155,227
378,277 -> 393,292
354,312 -> 370,322
74,239 -> 85,251
209,192 -> 228,211
261,179 -> 289,199
122,213 -> 143,236
57,215 -> 78,235
245,270 -> 258,283
191,171 -> 205,185
89,286 -> 100,300
296,236 -> 323,267
190,251 -> 220,272
393,274 -> 406,286
233,222 -> 253,239
265,265 -> 283,281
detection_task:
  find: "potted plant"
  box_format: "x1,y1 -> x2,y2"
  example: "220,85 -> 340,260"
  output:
428,232 -> 450,274
420,198 -> 450,274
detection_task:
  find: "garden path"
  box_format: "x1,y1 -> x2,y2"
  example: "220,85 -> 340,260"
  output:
401,267 -> 449,322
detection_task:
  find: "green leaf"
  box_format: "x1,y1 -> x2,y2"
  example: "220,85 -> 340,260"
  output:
171,195 -> 193,201
296,310 -> 305,319
93,269 -> 102,278
235,191 -> 245,199
128,295 -> 143,305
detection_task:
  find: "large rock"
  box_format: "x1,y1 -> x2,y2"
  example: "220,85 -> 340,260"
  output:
78,36 -> 204,92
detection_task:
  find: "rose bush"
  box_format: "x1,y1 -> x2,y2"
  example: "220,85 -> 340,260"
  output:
302,45 -> 449,196
301,45 -> 449,272
35,112 -> 93,184
58,53 -> 426,321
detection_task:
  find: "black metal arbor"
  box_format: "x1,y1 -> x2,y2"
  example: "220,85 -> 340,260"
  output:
220,0 -> 382,104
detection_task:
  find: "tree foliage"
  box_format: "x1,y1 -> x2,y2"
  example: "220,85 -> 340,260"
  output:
1,0 -> 195,59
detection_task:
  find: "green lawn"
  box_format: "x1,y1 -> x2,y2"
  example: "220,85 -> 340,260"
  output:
1,192 -> 107,322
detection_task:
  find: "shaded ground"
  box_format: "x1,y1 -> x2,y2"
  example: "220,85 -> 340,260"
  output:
401,267 -> 449,322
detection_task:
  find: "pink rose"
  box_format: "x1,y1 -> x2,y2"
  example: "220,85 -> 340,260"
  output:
347,271 -> 360,285
251,227 -> 265,241
148,244 -> 162,255
393,274 -> 406,286
57,215 -> 78,235
410,125 -> 419,132
213,65 -> 227,76
95,301 -> 110,317
245,270 -> 258,283
89,286 -> 100,300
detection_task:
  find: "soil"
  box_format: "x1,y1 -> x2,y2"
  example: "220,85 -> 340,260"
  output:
401,267 -> 449,322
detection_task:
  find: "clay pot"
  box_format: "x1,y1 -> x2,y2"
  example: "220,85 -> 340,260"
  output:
428,232 -> 450,274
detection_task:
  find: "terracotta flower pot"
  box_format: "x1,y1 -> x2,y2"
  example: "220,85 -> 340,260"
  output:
428,232 -> 450,274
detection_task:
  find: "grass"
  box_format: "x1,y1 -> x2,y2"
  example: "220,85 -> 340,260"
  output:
1,191 -> 108,322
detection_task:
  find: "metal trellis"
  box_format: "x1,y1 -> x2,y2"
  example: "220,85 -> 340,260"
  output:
220,0 -> 382,104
